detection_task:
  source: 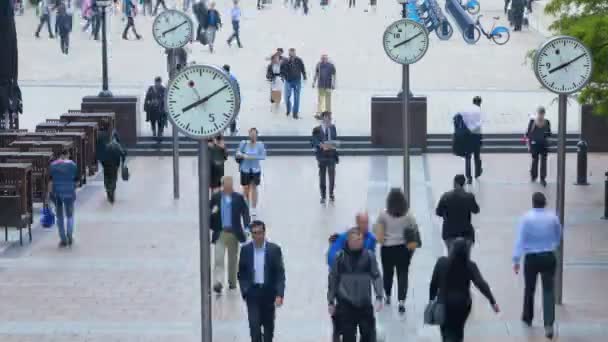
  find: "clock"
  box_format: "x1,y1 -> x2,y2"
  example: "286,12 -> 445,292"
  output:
383,19 -> 430,65
534,36 -> 593,94
152,9 -> 193,49
165,64 -> 241,139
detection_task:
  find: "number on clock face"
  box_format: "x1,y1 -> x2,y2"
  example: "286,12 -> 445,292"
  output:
383,19 -> 429,65
152,10 -> 193,49
166,65 -> 240,138
535,36 -> 593,94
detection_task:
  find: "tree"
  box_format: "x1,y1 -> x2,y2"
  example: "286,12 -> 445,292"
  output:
543,0 -> 608,115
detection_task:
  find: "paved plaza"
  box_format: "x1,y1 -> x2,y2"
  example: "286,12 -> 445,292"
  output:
15,0 -> 581,135
1,154 -> 608,341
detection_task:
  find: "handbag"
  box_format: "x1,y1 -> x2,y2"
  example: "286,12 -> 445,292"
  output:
424,297 -> 446,325
121,161 -> 130,181
40,205 -> 56,228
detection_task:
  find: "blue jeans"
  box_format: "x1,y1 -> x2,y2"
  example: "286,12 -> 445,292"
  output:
53,196 -> 75,242
285,80 -> 302,115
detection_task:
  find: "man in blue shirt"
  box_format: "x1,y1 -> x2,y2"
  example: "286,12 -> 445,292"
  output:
122,0 -> 142,40
226,0 -> 242,48
512,192 -> 561,339
49,149 -> 78,247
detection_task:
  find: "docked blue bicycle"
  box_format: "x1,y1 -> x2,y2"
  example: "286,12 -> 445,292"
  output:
459,0 -> 480,14
464,15 -> 510,45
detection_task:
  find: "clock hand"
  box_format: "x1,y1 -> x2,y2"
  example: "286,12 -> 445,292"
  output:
548,53 -> 586,74
162,21 -> 188,37
392,32 -> 423,49
182,85 -> 228,112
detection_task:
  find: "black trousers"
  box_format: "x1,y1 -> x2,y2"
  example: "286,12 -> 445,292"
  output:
59,34 -> 70,54
227,20 -> 242,46
380,244 -> 413,301
92,15 -> 100,40
523,251 -> 556,327
246,286 -> 276,342
348,0 -> 355,7
512,8 -> 524,30
440,294 -> 472,342
530,144 -> 547,180
102,162 -> 119,193
122,17 -> 140,39
153,0 -> 167,14
36,14 -> 53,37
336,302 -> 375,342
464,150 -> 481,180
151,119 -> 165,139
318,160 -> 336,198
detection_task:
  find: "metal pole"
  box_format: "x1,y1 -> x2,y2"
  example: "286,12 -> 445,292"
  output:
402,64 -> 410,203
198,140 -> 212,342
98,5 -> 112,97
168,49 -> 180,199
555,94 -> 567,305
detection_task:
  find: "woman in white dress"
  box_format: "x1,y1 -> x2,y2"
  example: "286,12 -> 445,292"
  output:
266,54 -> 284,112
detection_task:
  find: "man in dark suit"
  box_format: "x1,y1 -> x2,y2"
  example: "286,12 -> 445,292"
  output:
435,174 -> 480,251
312,111 -> 339,204
210,176 -> 250,294
238,220 -> 286,342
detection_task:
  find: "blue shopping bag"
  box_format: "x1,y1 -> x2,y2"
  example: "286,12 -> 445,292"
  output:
40,206 -> 56,228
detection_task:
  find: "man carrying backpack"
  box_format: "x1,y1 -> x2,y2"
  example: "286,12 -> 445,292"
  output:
328,227 -> 383,342
98,129 -> 126,203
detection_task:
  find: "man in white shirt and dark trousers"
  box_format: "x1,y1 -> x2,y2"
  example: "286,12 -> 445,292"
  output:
312,111 -> 339,204
459,96 -> 483,184
512,192 -> 562,339
238,220 -> 286,342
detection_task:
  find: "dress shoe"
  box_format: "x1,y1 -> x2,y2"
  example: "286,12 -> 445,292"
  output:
540,179 -> 547,187
58,240 -> 68,248
320,197 -> 326,204
213,282 -> 223,294
329,194 -> 335,202
545,326 -> 554,339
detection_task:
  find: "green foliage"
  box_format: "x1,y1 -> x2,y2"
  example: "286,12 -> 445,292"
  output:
543,0 -> 608,115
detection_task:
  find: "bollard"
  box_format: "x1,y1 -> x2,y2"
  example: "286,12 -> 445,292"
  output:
575,140 -> 589,185
603,172 -> 608,220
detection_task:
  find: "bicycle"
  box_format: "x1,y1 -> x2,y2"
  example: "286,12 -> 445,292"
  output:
463,15 -> 510,45
459,0 -> 480,15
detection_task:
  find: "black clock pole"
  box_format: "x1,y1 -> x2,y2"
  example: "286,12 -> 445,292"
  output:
555,93 -> 567,305
401,7 -> 410,203
198,139 -> 212,342
167,48 -> 181,200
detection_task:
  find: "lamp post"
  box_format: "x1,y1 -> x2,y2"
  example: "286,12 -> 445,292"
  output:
97,0 -> 113,97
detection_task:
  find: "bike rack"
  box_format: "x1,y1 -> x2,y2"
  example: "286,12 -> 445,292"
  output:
405,0 -> 454,40
445,0 -> 477,43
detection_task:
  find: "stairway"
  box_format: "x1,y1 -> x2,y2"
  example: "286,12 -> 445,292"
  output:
128,134 -> 580,156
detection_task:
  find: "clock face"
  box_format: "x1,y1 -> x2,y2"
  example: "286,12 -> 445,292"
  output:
534,36 -> 593,94
383,19 -> 429,65
152,10 -> 193,49
166,65 -> 240,139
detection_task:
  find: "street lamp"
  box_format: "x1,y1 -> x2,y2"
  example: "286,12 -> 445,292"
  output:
97,0 -> 113,97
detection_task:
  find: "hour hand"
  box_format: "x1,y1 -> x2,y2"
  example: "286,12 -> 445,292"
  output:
182,85 -> 228,112
393,32 -> 423,49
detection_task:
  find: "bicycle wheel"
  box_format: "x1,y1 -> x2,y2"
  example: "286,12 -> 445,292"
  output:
463,26 -> 481,44
467,2 -> 480,14
492,30 -> 510,45
435,22 -> 453,40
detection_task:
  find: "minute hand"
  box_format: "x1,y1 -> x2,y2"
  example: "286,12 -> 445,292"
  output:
162,21 -> 188,36
393,32 -> 423,49
182,85 -> 228,112
548,53 -> 586,74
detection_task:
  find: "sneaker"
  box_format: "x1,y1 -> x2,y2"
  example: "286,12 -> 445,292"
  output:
67,235 -> 73,246
320,197 -> 326,204
466,178 -> 473,185
545,326 -> 554,339
522,318 -> 532,327
398,304 -> 406,314
229,283 -> 237,290
286,111 -> 291,117
385,296 -> 391,305
136,35 -> 142,40
227,39 -> 231,47
293,113 -> 300,119
58,240 -> 68,248
213,282 -> 223,294
329,194 -> 335,202
540,179 -> 547,187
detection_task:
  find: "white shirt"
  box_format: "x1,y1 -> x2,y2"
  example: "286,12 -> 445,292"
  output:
253,242 -> 266,285
459,105 -> 482,134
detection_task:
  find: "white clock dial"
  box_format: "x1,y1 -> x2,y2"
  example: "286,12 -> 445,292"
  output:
383,19 -> 430,65
152,10 -> 193,49
166,65 -> 240,139
534,36 -> 593,94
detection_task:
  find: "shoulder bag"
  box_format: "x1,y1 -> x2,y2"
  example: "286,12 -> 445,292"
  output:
424,262 -> 446,325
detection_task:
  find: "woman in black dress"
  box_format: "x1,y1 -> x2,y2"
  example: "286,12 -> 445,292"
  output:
526,106 -> 551,187
429,238 -> 500,342
208,135 -> 227,193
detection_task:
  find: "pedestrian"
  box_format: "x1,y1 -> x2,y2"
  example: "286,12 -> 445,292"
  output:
320,0 -> 328,10
82,0 -> 93,32
456,96 -> 483,184
142,0 -> 152,15
222,65 -> 240,135
280,48 -> 307,119
525,106 -> 551,187
203,2 -> 221,53
312,111 -> 338,204
236,128 -> 266,218
348,0 -> 355,8
210,176 -> 250,294
35,0 -> 55,39
327,212 -> 376,342
209,135 -> 227,193
122,0 -> 142,40
193,0 -> 208,42
513,192 -> 561,339
152,0 -> 167,15
435,174 -> 480,251
90,1 -> 101,40
312,54 -> 336,120
56,1 -> 73,55
101,131 -> 127,203
509,0 -> 525,31
144,76 -> 167,143
226,0 -> 242,48
373,188 -> 421,313
429,238 -> 500,342
183,0 -> 191,11
48,149 -> 78,247
238,220 -> 286,342
266,54 -> 284,112
328,228 -> 383,342
302,0 -> 309,14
